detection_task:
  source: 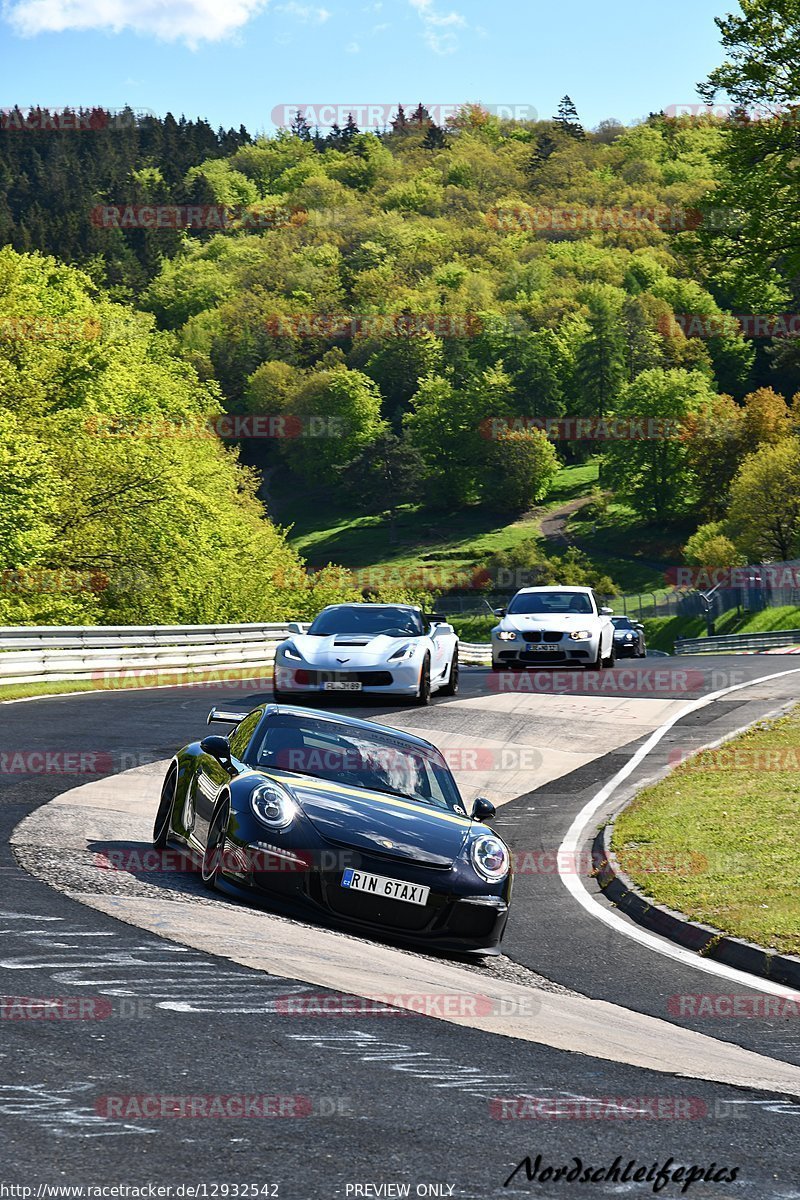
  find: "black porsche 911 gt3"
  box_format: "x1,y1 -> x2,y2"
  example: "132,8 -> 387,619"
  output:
153,703 -> 511,955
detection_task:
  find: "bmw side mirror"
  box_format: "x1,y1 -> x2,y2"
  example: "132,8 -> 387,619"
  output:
472,796 -> 496,822
200,735 -> 233,767
600,607 -> 614,616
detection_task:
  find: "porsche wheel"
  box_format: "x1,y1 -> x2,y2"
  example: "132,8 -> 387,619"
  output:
201,794 -> 230,890
441,649 -> 459,696
153,764 -> 177,849
415,654 -> 432,706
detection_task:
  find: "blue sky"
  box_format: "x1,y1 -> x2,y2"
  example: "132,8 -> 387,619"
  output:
0,0 -> 734,134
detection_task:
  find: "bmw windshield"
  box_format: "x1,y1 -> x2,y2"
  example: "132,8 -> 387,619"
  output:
507,591 -> 594,615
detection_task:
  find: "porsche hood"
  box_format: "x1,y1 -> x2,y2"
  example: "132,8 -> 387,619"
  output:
271,772 -> 471,868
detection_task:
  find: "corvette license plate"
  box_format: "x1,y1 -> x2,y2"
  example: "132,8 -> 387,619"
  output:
341,868 -> 429,906
323,681 -> 362,691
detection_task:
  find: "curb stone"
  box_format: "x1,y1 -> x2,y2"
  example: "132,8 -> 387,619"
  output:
591,822 -> 800,991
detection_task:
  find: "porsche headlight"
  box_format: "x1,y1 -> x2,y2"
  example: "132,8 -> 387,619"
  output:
570,630 -> 593,641
625,633 -> 634,641
470,834 -> 510,882
250,781 -> 297,829
389,643 -> 414,660
281,644 -> 302,662
497,631 -> 517,642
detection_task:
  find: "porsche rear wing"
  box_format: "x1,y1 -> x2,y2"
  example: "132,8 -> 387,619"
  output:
207,708 -> 249,726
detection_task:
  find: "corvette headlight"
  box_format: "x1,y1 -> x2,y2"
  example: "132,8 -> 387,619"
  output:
281,644 -> 302,661
570,630 -> 593,641
250,781 -> 297,829
389,643 -> 414,660
470,834 -> 510,882
497,631 -> 517,641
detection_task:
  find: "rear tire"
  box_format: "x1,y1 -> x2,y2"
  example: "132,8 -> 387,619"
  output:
441,650 -> 459,696
152,765 -> 177,849
201,795 -> 231,890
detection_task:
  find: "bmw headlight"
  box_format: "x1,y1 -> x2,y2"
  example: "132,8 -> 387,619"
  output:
497,631 -> 517,642
250,781 -> 297,829
281,644 -> 302,662
389,643 -> 414,661
570,630 -> 593,641
470,834 -> 510,882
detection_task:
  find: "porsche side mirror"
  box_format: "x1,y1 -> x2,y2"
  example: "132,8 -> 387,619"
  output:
200,735 -> 232,766
287,621 -> 304,634
494,607 -> 507,617
472,796 -> 496,822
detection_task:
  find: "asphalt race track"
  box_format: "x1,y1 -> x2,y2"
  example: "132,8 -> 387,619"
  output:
3,657 -> 800,1198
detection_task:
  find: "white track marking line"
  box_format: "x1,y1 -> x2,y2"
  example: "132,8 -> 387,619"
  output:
559,666 -> 800,998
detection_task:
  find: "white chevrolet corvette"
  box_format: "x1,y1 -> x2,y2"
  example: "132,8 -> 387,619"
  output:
490,585 -> 616,671
273,603 -> 460,705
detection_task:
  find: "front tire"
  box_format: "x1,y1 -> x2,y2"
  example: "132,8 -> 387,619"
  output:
441,650 -> 459,696
201,794 -> 231,890
415,654 -> 432,705
152,765 -> 177,849
602,640 -> 616,668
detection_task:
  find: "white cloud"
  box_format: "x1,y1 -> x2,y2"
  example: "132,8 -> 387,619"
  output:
3,0 -> 271,44
275,2 -> 330,22
345,39 -> 359,52
408,0 -> 465,54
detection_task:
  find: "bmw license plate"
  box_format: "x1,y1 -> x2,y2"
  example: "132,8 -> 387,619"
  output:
341,868 -> 429,906
323,681 -> 362,691
535,643 -> 560,652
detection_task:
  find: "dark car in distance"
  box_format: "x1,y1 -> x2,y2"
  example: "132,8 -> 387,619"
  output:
611,615 -> 647,658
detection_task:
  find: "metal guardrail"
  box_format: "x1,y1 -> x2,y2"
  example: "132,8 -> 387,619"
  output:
0,623 -> 490,686
674,628 -> 800,655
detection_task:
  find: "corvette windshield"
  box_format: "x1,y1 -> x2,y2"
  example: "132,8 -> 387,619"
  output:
308,605 -> 425,638
507,591 -> 594,615
249,713 -> 465,813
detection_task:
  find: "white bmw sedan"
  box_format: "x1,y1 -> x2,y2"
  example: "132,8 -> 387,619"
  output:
273,603 -> 460,705
490,586 -> 616,671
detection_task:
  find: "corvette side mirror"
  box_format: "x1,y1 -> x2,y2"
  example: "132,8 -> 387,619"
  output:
472,796 -> 496,822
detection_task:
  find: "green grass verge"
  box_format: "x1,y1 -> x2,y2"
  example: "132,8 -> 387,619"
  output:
612,706 -> 800,956
0,665 -> 276,703
276,461 -> 601,580
566,503 -> 691,594
643,605 -> 800,655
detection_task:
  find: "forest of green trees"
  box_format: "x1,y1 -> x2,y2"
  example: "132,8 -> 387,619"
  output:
4,0 -> 800,623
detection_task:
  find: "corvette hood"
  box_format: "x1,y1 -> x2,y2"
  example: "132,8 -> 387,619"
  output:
271,772 -> 470,867
499,614 -> 599,633
287,633 -> 421,667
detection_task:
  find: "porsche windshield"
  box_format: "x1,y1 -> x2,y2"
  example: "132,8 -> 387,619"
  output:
507,591 -> 594,615
307,605 -> 425,638
249,713 -> 465,813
